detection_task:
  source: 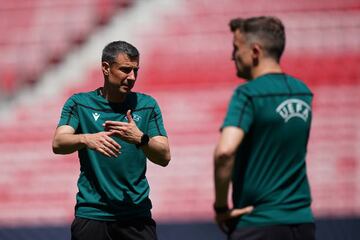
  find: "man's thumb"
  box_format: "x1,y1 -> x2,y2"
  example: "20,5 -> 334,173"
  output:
127,110 -> 133,122
231,206 -> 254,217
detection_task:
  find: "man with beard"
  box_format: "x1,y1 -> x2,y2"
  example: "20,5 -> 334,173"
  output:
213,16 -> 315,240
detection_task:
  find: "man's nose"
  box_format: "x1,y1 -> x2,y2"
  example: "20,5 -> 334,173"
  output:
231,51 -> 236,61
127,69 -> 137,80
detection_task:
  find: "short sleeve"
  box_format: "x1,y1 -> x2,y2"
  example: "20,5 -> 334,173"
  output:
57,95 -> 80,130
147,101 -> 167,138
221,88 -> 254,133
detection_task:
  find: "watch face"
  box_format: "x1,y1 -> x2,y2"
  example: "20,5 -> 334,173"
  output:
137,134 -> 149,148
142,134 -> 150,145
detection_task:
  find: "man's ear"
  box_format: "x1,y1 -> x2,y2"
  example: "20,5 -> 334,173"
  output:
251,43 -> 262,59
102,62 -> 110,76
251,43 -> 262,65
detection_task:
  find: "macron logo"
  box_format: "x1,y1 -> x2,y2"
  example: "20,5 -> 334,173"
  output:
92,112 -> 100,121
276,99 -> 311,123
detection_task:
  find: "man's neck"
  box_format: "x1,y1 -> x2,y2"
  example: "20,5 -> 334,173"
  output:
100,86 -> 127,103
251,58 -> 283,79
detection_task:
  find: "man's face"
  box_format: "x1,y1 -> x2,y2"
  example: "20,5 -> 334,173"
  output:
232,30 -> 253,80
104,53 -> 139,94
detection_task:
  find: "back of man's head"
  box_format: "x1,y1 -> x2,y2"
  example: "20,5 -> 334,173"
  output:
102,41 -> 139,64
229,16 -> 285,62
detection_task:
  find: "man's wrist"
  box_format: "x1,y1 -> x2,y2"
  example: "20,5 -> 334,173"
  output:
213,204 -> 229,214
79,134 -> 88,146
136,134 -> 150,148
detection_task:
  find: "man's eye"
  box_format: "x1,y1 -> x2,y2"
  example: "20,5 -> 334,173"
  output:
120,67 -> 132,74
119,67 -> 139,74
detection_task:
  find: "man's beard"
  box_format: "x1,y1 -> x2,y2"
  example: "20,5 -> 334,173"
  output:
236,65 -> 252,81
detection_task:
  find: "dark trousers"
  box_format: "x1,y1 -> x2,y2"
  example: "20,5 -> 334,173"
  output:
71,217 -> 157,240
229,223 -> 315,240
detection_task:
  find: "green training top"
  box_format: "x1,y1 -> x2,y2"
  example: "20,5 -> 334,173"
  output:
58,88 -> 167,221
222,73 -> 314,228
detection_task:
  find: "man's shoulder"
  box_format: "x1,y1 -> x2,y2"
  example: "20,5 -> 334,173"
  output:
236,74 -> 312,97
67,90 -> 98,103
286,75 -> 313,94
233,80 -> 258,97
133,91 -> 154,99
132,92 -> 157,105
235,75 -> 271,93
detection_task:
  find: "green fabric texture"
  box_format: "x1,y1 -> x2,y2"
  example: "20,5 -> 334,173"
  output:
58,89 -> 167,221
222,73 -> 314,228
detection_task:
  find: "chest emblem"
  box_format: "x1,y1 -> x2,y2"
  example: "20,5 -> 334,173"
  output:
276,99 -> 311,122
92,112 -> 100,121
125,114 -> 142,122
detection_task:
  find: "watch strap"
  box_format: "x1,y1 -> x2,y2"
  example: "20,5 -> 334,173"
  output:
136,134 -> 150,148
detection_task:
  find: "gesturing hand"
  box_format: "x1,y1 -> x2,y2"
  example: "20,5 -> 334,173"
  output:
83,131 -> 121,157
103,110 -> 143,145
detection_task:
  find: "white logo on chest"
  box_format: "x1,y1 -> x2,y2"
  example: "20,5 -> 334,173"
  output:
125,114 -> 142,122
92,112 -> 100,121
276,99 -> 311,122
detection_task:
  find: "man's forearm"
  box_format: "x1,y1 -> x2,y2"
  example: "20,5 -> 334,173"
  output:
52,133 -> 87,154
142,138 -> 171,167
214,152 -> 235,207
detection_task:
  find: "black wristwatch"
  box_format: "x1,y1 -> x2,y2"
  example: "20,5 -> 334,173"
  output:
213,204 -> 229,214
136,134 -> 150,148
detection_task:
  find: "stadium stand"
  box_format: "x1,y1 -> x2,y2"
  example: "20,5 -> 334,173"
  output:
0,0 -> 132,98
0,0 -> 359,239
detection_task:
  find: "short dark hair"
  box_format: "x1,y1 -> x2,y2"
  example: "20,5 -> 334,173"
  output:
102,41 -> 139,63
229,16 -> 285,62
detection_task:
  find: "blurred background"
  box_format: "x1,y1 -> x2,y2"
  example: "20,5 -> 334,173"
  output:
0,0 -> 359,239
